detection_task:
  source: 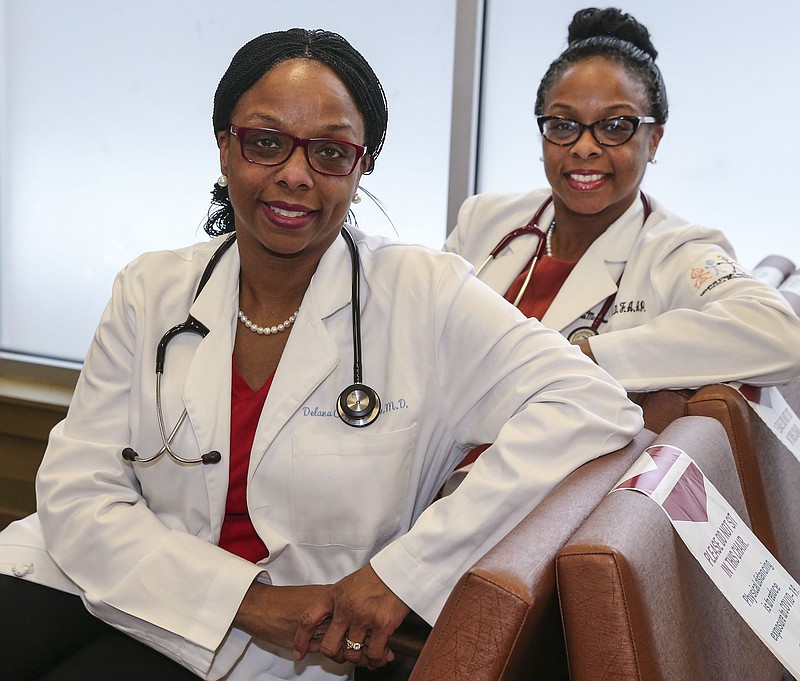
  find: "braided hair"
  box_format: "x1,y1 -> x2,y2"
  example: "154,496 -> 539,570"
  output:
204,28 -> 388,236
535,8 -> 668,125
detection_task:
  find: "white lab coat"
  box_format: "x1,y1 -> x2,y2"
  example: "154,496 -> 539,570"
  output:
0,228 -> 642,680
445,189 -> 800,391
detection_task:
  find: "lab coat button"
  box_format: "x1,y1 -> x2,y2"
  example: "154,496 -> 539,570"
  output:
12,562 -> 34,577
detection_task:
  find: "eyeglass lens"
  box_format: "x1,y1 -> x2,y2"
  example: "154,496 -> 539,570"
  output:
238,128 -> 359,175
541,117 -> 640,146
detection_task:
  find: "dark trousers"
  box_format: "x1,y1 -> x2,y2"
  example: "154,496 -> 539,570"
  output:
0,574 -> 202,680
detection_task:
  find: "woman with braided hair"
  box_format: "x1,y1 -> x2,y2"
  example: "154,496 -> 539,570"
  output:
0,27 -> 641,680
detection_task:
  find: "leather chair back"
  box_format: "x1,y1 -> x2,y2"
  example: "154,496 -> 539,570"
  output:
631,376 -> 800,579
628,388 -> 695,434
556,416 -> 784,681
685,380 -> 800,578
404,429 -> 656,681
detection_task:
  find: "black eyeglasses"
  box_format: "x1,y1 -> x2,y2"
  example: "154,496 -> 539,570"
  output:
229,126 -> 367,176
536,115 -> 657,147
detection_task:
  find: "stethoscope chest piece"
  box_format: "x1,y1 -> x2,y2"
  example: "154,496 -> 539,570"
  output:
336,227 -> 382,428
337,382 -> 381,428
567,327 -> 599,343
124,228 -> 384,468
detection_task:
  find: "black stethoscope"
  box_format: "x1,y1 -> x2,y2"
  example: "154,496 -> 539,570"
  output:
122,227 -> 381,466
476,192 -> 652,342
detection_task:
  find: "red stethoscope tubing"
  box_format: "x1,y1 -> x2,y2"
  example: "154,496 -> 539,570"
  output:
476,192 -> 652,326
474,196 -> 554,278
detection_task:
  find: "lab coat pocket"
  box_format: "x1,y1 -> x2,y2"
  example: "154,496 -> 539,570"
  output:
292,424 -> 418,549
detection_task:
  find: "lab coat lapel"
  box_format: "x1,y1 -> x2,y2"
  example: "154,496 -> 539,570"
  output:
541,199 -> 645,333
542,246 -> 619,332
182,239 -> 241,531
479,199 -> 555,296
249,235 -> 351,472
481,232 -> 543,296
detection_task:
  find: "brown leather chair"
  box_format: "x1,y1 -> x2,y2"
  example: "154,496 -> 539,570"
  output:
379,429 -> 657,681
628,388 -> 696,434
556,416 -> 784,681
685,380 -> 800,579
632,377 -> 800,578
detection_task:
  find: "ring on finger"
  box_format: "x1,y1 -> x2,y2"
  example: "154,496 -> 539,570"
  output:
345,637 -> 364,651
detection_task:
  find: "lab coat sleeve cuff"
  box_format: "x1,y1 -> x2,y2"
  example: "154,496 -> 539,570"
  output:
0,515 -> 81,594
587,332 -> 639,389
179,561 -> 267,677
205,627 -> 253,680
370,540 -> 451,626
84,556 -> 266,679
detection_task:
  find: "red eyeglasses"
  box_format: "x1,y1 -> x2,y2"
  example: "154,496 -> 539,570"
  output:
229,125 -> 367,176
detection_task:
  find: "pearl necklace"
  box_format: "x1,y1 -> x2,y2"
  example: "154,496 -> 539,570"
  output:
545,220 -> 556,257
238,309 -> 299,335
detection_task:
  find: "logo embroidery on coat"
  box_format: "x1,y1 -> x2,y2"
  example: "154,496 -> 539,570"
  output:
691,255 -> 751,296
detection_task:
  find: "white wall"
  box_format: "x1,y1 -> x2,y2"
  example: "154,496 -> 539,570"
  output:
0,0 -> 456,362
3,0 -> 798,364
479,1 -> 800,271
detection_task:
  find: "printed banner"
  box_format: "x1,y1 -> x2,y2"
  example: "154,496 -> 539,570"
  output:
734,384 -> 800,463
613,444 -> 800,676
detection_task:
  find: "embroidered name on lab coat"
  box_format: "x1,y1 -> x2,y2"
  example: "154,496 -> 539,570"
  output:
302,407 -> 339,418
302,398 -> 409,419
611,300 -> 647,315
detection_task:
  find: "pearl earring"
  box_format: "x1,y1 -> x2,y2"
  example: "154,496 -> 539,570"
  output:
649,158 -> 657,165
539,156 -> 544,162
352,192 -> 362,204
217,174 -> 229,187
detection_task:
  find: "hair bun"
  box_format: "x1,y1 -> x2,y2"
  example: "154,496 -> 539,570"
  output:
567,7 -> 658,60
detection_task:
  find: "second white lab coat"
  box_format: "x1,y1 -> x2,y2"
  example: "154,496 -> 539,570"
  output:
0,227 -> 642,680
445,189 -> 800,391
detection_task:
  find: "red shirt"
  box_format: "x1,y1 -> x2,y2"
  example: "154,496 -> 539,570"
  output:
217,359 -> 272,563
504,254 -> 576,320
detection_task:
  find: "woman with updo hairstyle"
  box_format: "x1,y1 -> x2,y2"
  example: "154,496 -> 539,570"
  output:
446,7 -> 800,392
443,7 -> 800,488
0,27 -> 641,680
